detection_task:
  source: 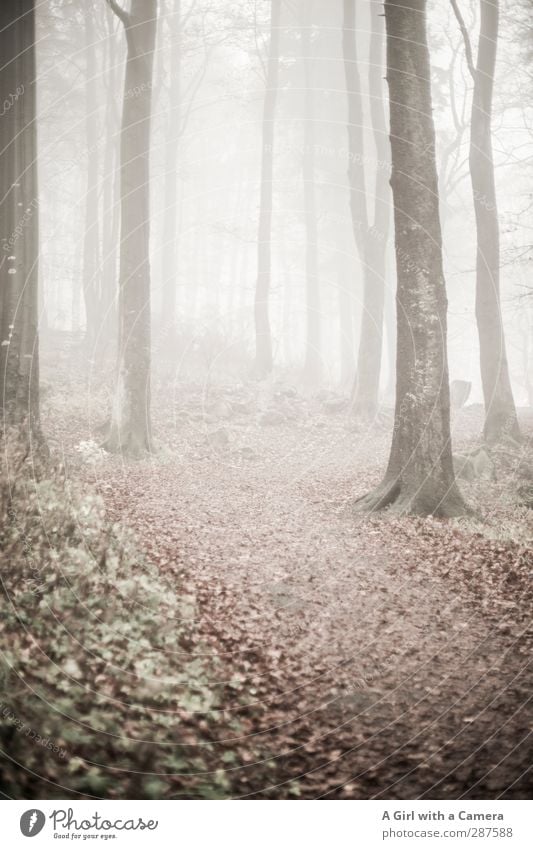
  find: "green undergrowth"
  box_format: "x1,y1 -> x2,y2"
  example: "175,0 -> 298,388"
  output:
0,431 -> 239,799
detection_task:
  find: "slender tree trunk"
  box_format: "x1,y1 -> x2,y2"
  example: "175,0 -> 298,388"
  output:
0,0 -> 41,439
342,0 -> 367,394
470,0 -> 520,443
356,0 -> 466,517
301,8 -> 321,386
83,4 -> 102,351
343,0 -> 390,418
160,0 -> 181,329
251,0 -> 281,379
338,269 -> 355,388
354,1 -> 390,416
342,0 -> 368,263
105,0 -> 157,456
99,7 -> 120,363
226,174 -> 247,329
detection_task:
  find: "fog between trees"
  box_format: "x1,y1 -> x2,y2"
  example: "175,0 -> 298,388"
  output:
4,1 -> 532,473
0,0 -> 532,802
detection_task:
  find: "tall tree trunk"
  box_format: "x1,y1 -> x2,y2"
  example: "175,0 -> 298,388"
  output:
342,0 -> 368,267
355,1 -> 391,416
160,0 -> 181,329
0,0 -> 41,438
470,0 -> 520,443
356,0 -> 466,517
343,0 -> 390,418
301,7 -> 321,386
100,7 -> 120,363
251,0 -> 281,380
83,3 -> 102,352
342,0 -> 367,394
338,269 -> 355,388
105,0 -> 157,455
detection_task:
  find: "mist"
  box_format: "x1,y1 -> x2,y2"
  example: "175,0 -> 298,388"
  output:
0,0 -> 532,806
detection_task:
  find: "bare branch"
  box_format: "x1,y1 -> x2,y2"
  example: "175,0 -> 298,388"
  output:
449,0 -> 476,82
106,0 -> 131,28
179,41 -> 214,137
182,0 -> 198,28
253,0 -> 267,79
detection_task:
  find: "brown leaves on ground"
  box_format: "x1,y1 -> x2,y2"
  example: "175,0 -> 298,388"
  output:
37,373 -> 533,799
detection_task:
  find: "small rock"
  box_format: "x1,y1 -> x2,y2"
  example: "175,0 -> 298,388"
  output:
322,398 -> 348,414
208,400 -> 233,420
208,427 -> 230,449
258,410 -> 285,426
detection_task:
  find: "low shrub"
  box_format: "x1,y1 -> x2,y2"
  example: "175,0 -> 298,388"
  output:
0,432 -> 235,799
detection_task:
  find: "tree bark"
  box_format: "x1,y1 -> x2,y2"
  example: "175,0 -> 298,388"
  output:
105,0 -> 157,456
469,0 -> 520,443
355,0 -> 467,517
251,0 -> 281,380
0,0 -> 41,439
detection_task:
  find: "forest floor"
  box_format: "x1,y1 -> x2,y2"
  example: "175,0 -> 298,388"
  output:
40,337 -> 533,799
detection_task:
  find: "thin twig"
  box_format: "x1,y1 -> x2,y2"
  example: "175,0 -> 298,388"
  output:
449,0 -> 476,82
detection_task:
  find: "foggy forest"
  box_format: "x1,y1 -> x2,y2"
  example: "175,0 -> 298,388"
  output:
0,0 -> 532,802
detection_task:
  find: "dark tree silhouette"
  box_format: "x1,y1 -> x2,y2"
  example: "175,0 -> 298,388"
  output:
356,0 -> 466,517
0,0 -> 41,438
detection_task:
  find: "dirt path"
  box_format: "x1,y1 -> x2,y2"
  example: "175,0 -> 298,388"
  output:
78,391 -> 531,800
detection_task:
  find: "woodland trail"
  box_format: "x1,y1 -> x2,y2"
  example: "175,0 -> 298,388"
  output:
76,390 -> 532,799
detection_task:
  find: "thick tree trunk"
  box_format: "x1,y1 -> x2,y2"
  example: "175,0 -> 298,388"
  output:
0,0 -> 41,439
383,271 -> 396,403
343,0 -> 390,418
301,9 -> 321,386
251,0 -> 281,380
470,0 -> 520,444
356,0 -> 466,518
83,4 -> 102,351
105,0 -> 157,456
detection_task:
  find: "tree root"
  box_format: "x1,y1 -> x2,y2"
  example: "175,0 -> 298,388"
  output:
354,477 -> 470,518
